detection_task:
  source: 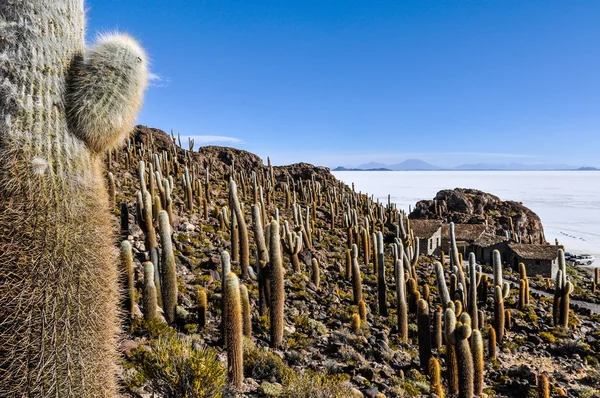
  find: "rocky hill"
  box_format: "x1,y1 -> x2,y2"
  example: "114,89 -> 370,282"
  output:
111,126 -> 599,398
409,188 -> 546,244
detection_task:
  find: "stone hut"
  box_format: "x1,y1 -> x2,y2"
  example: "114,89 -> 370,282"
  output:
507,243 -> 561,278
410,220 -> 443,256
441,223 -> 488,256
472,232 -> 510,264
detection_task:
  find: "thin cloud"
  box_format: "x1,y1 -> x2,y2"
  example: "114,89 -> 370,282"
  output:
148,72 -> 170,88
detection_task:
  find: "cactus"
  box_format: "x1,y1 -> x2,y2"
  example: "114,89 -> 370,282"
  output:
537,374 -> 550,398
221,251 -> 232,342
107,172 -> 116,209
407,277 -> 420,314
559,281 -> 574,329
467,253 -> 478,330
435,261 -> 452,309
224,272 -> 244,390
417,299 -> 432,372
478,309 -> 485,329
282,221 -> 303,273
229,178 -> 249,278
493,285 -> 505,344
121,241 -> 136,318
252,204 -> 270,315
478,274 -> 489,307
0,1 -> 148,394
433,305 -> 443,349
197,287 -> 208,328
311,258 -> 320,290
158,210 -> 178,323
358,300 -> 368,323
488,325 -> 497,360
240,283 -> 252,338
493,249 -> 503,288
455,313 -> 474,398
269,220 -> 285,348
376,232 -> 387,315
472,329 -> 484,395
142,261 -> 158,321
444,308 -> 460,396
394,243 -> 408,341
345,248 -> 352,280
518,279 -> 527,310
553,269 -> 563,326
351,313 -> 361,332
429,357 -> 444,398
351,244 -> 363,304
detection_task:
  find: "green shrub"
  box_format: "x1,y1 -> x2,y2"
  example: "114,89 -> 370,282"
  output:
127,335 -> 226,398
244,338 -> 291,381
540,331 -> 557,343
280,370 -> 353,398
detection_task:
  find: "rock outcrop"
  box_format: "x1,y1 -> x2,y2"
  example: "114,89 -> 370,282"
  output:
409,188 -> 546,244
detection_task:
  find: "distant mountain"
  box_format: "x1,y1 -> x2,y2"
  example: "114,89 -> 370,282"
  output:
389,159 -> 440,171
333,166 -> 392,171
355,162 -> 389,170
577,166 -> 599,171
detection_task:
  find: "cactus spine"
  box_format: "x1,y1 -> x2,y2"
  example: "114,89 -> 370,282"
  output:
159,210 -> 178,323
472,329 -> 484,395
142,261 -> 158,321
197,287 -> 208,328
224,272 -> 244,390
229,178 -> 250,278
0,1 -> 148,394
376,232 -> 387,315
351,244 -> 363,304
269,220 -> 285,348
417,299 -> 432,371
240,283 -> 252,338
120,240 -> 136,318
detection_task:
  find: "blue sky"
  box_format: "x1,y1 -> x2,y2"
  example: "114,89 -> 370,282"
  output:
87,1 -> 599,167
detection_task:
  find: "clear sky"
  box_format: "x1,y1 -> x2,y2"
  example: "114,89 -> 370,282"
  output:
87,1 -> 599,168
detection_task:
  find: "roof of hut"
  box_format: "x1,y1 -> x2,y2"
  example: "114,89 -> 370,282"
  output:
508,243 -> 561,261
410,219 -> 442,239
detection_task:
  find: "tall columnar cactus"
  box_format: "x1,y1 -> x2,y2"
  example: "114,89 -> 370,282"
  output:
240,283 -> 252,338
269,220 -> 285,348
493,285 -> 505,344
376,232 -> 387,315
444,308 -> 459,396
467,253 -> 479,330
0,1 -> 148,395
433,305 -> 443,349
358,299 -> 368,323
252,204 -> 270,315
488,324 -> 497,360
537,374 -> 550,398
159,210 -> 178,324
121,240 -> 136,318
493,249 -> 503,288
197,286 -> 208,328
472,329 -> 484,396
518,262 -> 530,307
351,244 -> 363,304
552,269 -> 563,327
394,243 -> 408,341
429,357 -> 445,398
142,261 -> 158,321
224,272 -> 244,390
417,299 -> 432,372
282,221 -> 303,273
229,178 -> 250,278
455,313 -> 474,398
311,258 -> 320,290
559,280 -> 574,329
435,261 -> 451,309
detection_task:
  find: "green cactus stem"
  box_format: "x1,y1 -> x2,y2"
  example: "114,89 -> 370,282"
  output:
224,272 -> 244,390
142,261 -> 158,321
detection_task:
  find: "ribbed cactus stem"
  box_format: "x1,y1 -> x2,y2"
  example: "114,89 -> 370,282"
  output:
493,249 -> 503,288
433,305 -> 443,349
351,313 -> 361,332
229,178 -> 249,278
311,258 -> 320,290
142,190 -> 158,251
376,232 -> 387,315
449,222 -> 461,268
472,329 -> 484,395
488,324 -> 497,360
559,281 -> 574,329
435,261 -> 451,309
537,374 -> 550,398
221,251 -> 232,344
493,285 -> 505,344
120,241 -> 135,318
351,244 -> 363,304
358,300 -> 368,323
467,253 -> 478,330
395,243 -> 408,341
197,287 -> 208,328
444,308 -> 459,395
553,269 -> 564,326
456,313 -> 474,398
158,210 -> 177,323
107,172 -> 116,209
240,283 -> 252,338
224,272 -> 244,390
269,220 -> 285,348
429,357 -> 445,398
417,299 -> 432,372
251,204 -> 269,315
0,0 -> 148,394
142,261 -> 158,321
